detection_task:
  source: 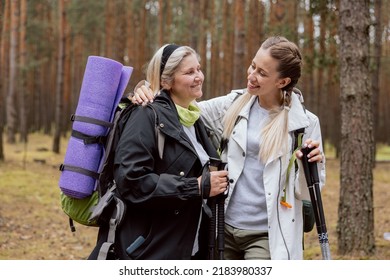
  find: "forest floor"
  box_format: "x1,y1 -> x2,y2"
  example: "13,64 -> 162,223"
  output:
0,133 -> 389,260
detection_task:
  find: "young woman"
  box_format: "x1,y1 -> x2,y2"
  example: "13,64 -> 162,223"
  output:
200,36 -> 325,260
88,44 -> 228,260
133,36 -> 325,260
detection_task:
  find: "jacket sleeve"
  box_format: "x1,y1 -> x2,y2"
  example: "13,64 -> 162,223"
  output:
294,111 -> 326,200
197,91 -> 240,149
113,106 -> 200,209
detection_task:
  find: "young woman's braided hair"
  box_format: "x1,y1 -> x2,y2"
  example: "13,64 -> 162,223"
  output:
222,36 -> 303,163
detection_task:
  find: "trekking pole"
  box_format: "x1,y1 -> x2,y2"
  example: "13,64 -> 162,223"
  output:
301,147 -> 331,260
216,193 -> 226,260
208,197 -> 216,260
208,158 -> 227,260
208,158 -> 221,260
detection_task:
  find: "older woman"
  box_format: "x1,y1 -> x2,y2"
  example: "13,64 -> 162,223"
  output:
88,44 -> 228,260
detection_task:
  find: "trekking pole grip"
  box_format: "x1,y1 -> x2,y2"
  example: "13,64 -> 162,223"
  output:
301,146 -> 316,186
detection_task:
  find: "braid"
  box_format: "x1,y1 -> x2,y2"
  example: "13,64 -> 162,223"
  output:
283,90 -> 292,109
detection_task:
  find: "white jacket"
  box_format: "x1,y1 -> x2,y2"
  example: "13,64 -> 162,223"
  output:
197,89 -> 326,260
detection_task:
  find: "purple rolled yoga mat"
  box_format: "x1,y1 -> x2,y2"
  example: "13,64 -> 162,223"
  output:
73,56 -> 132,135
59,138 -> 103,198
59,56 -> 133,199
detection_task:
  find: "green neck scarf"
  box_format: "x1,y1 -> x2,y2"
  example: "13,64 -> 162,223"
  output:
175,103 -> 201,127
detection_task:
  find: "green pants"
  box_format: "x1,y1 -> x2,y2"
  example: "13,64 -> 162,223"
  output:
224,223 -> 270,260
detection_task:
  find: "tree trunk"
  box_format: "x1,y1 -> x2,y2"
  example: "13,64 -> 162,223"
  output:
381,1 -> 390,144
0,0 -> 3,160
197,0 -> 208,97
158,0 -> 164,46
125,1 -> 136,90
104,0 -> 114,58
327,0 -> 341,157
115,1 -> 127,64
188,0 -> 200,51
19,0 -> 27,142
220,0 -> 232,96
6,0 -> 19,144
247,0 -> 261,66
316,2 -> 327,141
232,0 -> 245,89
0,124 -> 4,161
138,0 -> 146,79
0,0 -> 10,160
52,0 -> 67,153
371,0 -> 382,163
301,2 -> 315,112
44,3 -> 55,135
62,2 -> 72,134
209,0 -> 220,99
72,33 -> 84,117
338,0 -> 375,257
165,0 -> 171,43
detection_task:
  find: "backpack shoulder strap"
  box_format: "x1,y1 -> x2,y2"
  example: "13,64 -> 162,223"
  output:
98,103 -> 137,195
147,103 -> 165,159
96,184 -> 125,260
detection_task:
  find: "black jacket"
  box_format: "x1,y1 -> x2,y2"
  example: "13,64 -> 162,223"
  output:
89,90 -> 219,260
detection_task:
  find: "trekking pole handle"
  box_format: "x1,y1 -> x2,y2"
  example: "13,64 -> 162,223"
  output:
301,147 -> 319,186
209,157 -> 228,197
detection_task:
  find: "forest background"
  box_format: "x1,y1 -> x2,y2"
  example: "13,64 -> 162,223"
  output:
0,0 -> 389,260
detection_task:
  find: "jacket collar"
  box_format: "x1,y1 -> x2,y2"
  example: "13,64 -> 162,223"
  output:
154,90 -> 218,158
237,94 -> 257,120
237,90 -> 309,132
153,90 -> 187,140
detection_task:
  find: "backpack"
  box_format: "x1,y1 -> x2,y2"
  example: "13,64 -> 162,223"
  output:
59,98 -> 164,259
